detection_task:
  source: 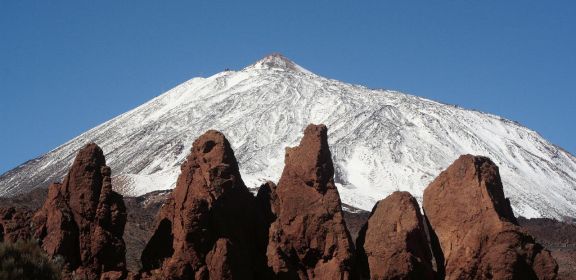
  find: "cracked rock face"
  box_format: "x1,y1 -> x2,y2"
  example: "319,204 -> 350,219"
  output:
0,207 -> 33,243
140,130 -> 265,280
266,124 -> 356,279
356,191 -> 435,280
423,155 -> 558,280
32,143 -> 127,280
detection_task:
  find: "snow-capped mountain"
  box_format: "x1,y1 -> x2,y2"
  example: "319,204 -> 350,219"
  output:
1,54 -> 575,219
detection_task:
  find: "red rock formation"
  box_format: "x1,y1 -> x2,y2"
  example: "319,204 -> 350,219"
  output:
139,130 -> 264,280
255,181 -> 279,230
356,191 -> 435,280
423,155 -> 558,280
0,207 -> 33,243
266,124 -> 355,279
254,181 -> 279,279
32,143 -> 127,280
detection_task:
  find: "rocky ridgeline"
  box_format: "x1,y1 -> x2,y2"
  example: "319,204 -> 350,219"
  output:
0,124 -> 559,279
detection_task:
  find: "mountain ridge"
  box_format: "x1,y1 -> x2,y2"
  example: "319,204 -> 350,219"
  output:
1,54 -> 575,219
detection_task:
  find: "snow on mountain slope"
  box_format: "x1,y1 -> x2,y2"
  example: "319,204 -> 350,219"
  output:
1,54 -> 575,219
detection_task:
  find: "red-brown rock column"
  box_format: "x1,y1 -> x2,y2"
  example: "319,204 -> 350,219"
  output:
33,143 -> 127,280
423,155 -> 558,280
140,130 -> 263,280
266,124 -> 355,279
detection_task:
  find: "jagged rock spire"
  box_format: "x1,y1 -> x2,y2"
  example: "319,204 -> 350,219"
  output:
266,124 -> 356,279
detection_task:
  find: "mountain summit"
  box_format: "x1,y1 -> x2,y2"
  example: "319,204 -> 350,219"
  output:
246,53 -> 313,74
1,55 -> 575,219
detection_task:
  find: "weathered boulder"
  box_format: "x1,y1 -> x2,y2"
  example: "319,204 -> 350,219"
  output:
32,143 -> 127,279
423,155 -> 558,280
139,130 -> 264,279
356,191 -> 435,280
266,124 -> 355,279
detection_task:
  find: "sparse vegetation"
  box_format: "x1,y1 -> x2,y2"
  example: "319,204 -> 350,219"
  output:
0,240 -> 61,280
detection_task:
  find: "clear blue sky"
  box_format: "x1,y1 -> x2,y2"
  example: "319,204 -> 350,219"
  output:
1,1 -> 575,174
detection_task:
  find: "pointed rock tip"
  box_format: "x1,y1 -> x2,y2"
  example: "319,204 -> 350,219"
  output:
422,154 -> 556,279
448,154 -> 503,186
256,181 -> 277,198
430,154 -> 501,189
79,142 -> 103,155
371,191 -> 421,217
387,191 -> 419,204
191,130 -> 230,154
302,123 -> 328,140
282,124 -> 334,193
454,154 -> 494,166
185,129 -> 242,177
286,124 -> 329,162
425,153 -> 516,223
73,142 -> 106,167
195,129 -> 227,142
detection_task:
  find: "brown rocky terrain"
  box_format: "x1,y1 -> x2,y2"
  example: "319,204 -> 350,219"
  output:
518,217 -> 576,280
32,143 -> 128,280
423,155 -> 558,280
356,191 -> 435,279
0,207 -> 33,243
3,189 -> 574,279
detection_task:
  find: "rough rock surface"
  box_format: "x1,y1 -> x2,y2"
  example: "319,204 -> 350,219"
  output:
266,124 -> 356,279
356,191 -> 435,280
423,154 -> 558,280
255,181 -> 279,235
254,181 -> 279,279
0,207 -> 33,243
139,130 -> 264,280
518,217 -> 576,280
32,143 -> 128,279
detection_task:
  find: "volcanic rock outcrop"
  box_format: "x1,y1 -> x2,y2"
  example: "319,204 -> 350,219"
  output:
254,181 -> 279,278
139,130 -> 264,279
255,181 -> 279,234
423,155 -> 558,280
0,207 -> 33,243
356,191 -> 435,280
32,143 -> 128,280
266,124 -> 356,279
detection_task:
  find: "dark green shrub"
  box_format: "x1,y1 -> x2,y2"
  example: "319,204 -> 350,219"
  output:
0,240 -> 61,280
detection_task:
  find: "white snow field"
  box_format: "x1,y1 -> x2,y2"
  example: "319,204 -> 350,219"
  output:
1,54 -> 575,219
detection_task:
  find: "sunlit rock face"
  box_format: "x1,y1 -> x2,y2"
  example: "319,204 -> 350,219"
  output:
423,155 -> 558,280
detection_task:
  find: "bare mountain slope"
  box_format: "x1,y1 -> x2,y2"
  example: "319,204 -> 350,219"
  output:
1,54 -> 575,219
